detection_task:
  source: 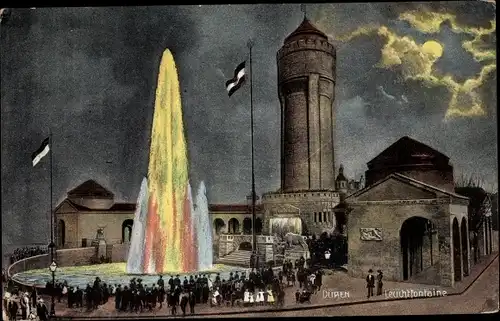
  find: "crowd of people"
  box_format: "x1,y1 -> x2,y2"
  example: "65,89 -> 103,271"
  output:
3,237 -> 342,319
3,285 -> 49,321
306,233 -> 347,268
9,246 -> 48,264
36,258 -> 323,317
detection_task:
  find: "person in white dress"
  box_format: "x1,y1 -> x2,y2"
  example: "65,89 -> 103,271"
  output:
212,288 -> 220,306
243,289 -> 250,306
22,292 -> 30,319
309,273 -> 317,292
62,284 -> 68,296
256,289 -> 265,305
266,289 -> 275,304
249,291 -> 255,305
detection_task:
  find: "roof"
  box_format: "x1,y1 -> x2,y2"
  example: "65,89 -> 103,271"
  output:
367,136 -> 449,168
284,18 -> 328,43
347,172 -> 469,201
57,200 -> 263,214
55,199 -> 135,213
336,173 -> 347,182
208,204 -> 263,213
455,186 -> 489,208
67,180 -> 114,198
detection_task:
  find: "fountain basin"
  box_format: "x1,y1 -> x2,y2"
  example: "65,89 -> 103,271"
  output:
11,263 -> 246,289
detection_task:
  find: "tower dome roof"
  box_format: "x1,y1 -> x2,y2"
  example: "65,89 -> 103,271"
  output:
284,18 -> 328,43
336,164 -> 347,182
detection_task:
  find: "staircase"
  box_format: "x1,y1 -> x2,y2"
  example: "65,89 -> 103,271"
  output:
217,250 -> 252,267
285,245 -> 309,263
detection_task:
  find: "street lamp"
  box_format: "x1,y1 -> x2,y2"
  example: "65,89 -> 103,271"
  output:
48,261 -> 57,316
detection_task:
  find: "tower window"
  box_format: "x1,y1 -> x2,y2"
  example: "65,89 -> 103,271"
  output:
323,212 -> 327,223
314,212 -> 317,223
318,212 -> 322,223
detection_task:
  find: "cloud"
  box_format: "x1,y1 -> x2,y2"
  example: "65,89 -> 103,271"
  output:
316,16 -> 496,120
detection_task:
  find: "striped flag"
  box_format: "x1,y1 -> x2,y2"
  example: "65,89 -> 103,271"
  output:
225,61 -> 246,96
31,137 -> 50,167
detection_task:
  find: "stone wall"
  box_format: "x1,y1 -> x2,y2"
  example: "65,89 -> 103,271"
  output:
262,191 -> 340,236
8,247 -> 97,278
111,243 -> 130,262
78,212 -> 135,246
56,213 -> 80,249
347,201 -> 453,286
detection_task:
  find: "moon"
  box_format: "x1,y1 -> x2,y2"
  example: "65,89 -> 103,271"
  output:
422,40 -> 444,58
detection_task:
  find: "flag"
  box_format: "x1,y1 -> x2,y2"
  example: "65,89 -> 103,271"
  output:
31,137 -> 50,167
225,61 -> 246,96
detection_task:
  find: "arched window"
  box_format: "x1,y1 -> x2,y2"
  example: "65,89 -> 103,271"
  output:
122,219 -> 134,243
57,220 -> 66,248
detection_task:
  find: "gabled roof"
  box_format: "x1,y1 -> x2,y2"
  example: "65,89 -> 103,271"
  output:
284,18 -> 328,43
67,180 -> 114,198
367,136 -> 449,168
347,172 -> 468,201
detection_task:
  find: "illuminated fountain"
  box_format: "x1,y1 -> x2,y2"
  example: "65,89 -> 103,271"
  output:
126,49 -> 213,274
10,49 -> 242,289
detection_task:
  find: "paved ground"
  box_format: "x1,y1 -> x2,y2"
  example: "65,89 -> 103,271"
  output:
48,253 -> 498,318
4,253 -> 496,319
221,256 -> 499,317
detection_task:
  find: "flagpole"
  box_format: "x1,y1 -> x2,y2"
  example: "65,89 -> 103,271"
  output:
49,130 -> 54,255
49,129 -> 56,316
247,39 -> 257,265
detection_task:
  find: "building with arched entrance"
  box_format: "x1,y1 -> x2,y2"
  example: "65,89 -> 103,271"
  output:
54,181 -> 265,250
346,137 -> 470,287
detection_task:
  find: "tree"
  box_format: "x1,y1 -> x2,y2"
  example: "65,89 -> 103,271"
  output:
455,173 -> 492,263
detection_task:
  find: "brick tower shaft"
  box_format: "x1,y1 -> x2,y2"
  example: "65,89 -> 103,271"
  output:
277,18 -> 337,192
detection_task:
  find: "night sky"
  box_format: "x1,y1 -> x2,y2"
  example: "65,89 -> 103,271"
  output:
1,3 -> 497,250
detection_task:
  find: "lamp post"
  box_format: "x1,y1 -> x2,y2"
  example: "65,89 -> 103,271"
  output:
49,261 -> 57,317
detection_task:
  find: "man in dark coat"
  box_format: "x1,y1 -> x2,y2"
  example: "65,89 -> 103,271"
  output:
30,287 -> 37,309
169,290 -> 177,315
115,285 -> 122,310
188,290 -> 196,314
157,275 -> 165,289
8,298 -> 19,321
315,269 -> 323,291
179,290 -> 189,316
36,298 -> 49,321
376,270 -> 383,296
158,283 -> 165,308
121,286 -> 130,311
174,275 -> 181,288
85,285 -> 92,311
202,284 -> 209,304
76,286 -> 83,308
168,276 -> 174,291
366,269 -> 375,298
